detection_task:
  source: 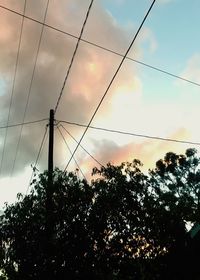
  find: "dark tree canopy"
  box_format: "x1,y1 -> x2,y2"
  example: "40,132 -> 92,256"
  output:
0,148 -> 200,279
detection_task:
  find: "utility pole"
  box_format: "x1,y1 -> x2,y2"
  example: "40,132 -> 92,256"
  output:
46,109 -> 54,279
48,109 -> 54,182
47,109 -> 54,233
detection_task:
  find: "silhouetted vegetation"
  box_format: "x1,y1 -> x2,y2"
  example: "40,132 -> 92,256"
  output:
0,148 -> 200,279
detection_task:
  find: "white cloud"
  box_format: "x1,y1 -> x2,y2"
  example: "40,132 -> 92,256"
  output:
179,53 -> 200,83
0,166 -> 32,209
137,27 -> 158,54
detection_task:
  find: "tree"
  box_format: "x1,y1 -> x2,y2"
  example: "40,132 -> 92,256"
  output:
148,148 -> 200,279
0,170 -> 93,279
0,149 -> 200,279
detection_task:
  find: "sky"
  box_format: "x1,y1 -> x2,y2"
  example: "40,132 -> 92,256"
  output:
0,0 -> 200,208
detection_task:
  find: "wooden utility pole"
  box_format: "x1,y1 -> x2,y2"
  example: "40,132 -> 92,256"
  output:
47,108 -> 54,225
46,109 -> 54,279
47,109 -> 54,234
48,109 -> 54,182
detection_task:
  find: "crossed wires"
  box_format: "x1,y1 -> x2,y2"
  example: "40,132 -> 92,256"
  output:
11,0 -> 50,177
54,0 -> 94,114
1,0 -> 199,185
64,0 -> 157,172
57,125 -> 86,179
26,123 -> 48,194
0,0 -> 27,176
59,124 -> 103,167
25,0 -> 95,187
0,4 -> 200,88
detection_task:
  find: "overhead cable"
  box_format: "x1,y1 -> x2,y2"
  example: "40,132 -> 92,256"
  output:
11,0 -> 50,177
1,4 -> 199,88
59,124 -> 103,167
54,0 -> 94,114
0,118 -> 48,129
64,0 -> 157,171
26,124 -> 48,194
0,0 -> 27,176
59,120 -> 200,146
57,126 -> 86,179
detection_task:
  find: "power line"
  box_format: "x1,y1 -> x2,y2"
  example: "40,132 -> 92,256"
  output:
59,120 -> 200,146
26,124 -> 48,194
0,0 -> 27,176
64,0 -> 157,171
0,118 -> 48,130
1,4 -> 200,88
11,0 -> 50,177
1,1 -> 199,178
54,0 -> 94,114
57,126 -> 86,179
59,124 -> 103,167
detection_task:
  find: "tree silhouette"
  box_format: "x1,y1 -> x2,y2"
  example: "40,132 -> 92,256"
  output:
0,149 -> 200,279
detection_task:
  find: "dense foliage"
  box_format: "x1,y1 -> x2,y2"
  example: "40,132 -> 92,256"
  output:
0,148 -> 200,279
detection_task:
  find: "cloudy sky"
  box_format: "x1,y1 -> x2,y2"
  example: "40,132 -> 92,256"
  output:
0,0 -> 200,208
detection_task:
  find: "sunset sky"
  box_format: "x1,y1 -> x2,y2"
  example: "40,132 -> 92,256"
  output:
0,0 -> 200,208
